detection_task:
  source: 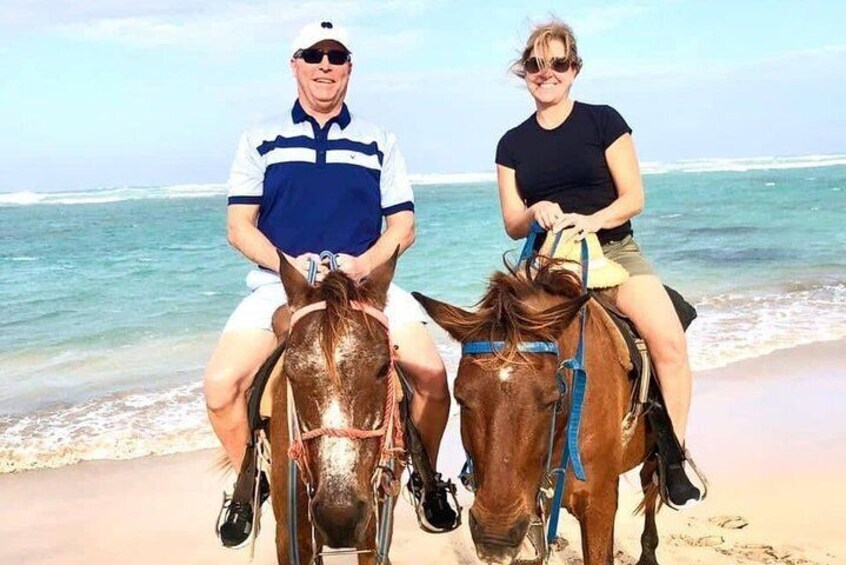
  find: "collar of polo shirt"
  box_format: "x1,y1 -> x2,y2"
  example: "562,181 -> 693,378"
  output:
292,99 -> 352,130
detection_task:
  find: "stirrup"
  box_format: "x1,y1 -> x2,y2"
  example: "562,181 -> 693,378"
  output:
654,450 -> 708,511
408,475 -> 462,534
458,459 -> 477,493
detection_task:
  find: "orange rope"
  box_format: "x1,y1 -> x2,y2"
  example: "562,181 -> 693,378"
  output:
287,359 -> 405,470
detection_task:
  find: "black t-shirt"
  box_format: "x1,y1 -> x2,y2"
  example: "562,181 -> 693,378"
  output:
496,101 -> 633,244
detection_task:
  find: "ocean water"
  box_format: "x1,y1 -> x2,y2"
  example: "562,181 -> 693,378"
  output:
1,157 -> 845,472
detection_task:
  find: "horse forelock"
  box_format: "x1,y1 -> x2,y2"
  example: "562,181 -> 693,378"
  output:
310,270 -> 387,382
461,257 -> 585,367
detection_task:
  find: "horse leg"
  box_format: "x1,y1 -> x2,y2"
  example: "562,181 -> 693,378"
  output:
636,458 -> 660,565
574,480 -> 619,565
272,467 -> 313,564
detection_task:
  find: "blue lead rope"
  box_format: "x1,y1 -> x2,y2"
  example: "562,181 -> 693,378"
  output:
306,250 -> 342,285
546,236 -> 590,546
517,221 -> 547,265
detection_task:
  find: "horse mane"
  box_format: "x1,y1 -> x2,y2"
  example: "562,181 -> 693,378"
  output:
456,256 -> 589,366
311,270 -> 385,381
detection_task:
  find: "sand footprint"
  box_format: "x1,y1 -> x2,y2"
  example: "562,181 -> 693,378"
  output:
708,514 -> 749,529
668,533 -> 726,548
720,542 -> 816,564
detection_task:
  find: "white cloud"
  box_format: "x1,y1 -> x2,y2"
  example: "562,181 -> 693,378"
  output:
570,2 -> 653,36
3,0 -> 427,53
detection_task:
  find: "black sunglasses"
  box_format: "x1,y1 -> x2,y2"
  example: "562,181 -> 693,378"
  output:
524,57 -> 571,74
296,48 -> 351,65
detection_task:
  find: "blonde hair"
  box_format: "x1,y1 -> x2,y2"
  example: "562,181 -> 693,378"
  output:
512,18 -> 583,78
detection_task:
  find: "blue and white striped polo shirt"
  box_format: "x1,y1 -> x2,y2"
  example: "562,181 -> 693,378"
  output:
227,100 -> 415,257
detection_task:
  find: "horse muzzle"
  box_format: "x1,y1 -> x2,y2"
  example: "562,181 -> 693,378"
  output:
310,490 -> 372,548
469,508 -> 530,563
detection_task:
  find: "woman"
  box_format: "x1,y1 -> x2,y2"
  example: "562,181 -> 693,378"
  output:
495,18 -> 703,508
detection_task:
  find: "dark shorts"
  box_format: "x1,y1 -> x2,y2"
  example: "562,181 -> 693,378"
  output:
602,235 -> 655,277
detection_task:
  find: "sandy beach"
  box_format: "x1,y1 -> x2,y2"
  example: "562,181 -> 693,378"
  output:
1,338 -> 843,565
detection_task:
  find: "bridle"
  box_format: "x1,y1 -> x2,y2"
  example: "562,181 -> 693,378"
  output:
459,227 -> 591,560
284,299 -> 405,565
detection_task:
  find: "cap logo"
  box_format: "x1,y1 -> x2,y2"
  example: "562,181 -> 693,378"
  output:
321,21 -> 333,29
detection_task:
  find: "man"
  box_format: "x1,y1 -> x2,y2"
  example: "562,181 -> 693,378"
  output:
204,21 -> 459,548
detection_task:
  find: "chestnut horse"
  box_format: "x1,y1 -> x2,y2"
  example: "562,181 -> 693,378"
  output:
415,260 -> 661,565
265,252 -> 405,564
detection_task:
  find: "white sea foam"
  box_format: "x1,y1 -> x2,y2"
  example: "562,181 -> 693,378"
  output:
0,184 -> 227,207
687,281 -> 846,371
1,154 -> 845,207
640,154 -> 846,175
409,172 -> 496,185
0,382 -> 218,473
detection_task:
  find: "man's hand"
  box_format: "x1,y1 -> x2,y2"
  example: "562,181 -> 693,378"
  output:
291,252 -> 328,283
335,253 -> 372,283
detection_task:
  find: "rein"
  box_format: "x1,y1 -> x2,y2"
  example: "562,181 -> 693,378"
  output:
460,222 -> 591,558
284,262 -> 404,565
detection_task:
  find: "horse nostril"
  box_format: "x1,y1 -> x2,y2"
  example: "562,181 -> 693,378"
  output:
469,508 -> 530,549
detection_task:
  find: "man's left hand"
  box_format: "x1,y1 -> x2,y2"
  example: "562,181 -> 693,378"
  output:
334,253 -> 372,283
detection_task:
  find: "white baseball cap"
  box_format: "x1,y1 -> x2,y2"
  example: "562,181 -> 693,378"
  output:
291,21 -> 352,56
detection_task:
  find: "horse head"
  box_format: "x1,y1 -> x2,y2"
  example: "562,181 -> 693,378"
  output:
415,261 -> 587,563
278,250 -> 399,549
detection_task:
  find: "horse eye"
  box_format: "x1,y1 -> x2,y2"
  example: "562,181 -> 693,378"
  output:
541,393 -> 561,409
376,360 -> 391,379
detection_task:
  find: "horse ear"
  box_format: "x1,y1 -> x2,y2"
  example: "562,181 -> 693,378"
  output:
412,292 -> 477,343
363,246 -> 398,305
278,251 -> 310,309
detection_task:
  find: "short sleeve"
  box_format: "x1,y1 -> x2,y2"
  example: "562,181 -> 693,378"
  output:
380,133 -> 415,216
495,132 -> 516,168
227,131 -> 265,205
601,106 -> 632,149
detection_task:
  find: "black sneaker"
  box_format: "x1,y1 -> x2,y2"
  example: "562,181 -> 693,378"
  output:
216,495 -> 254,549
656,460 -> 703,510
407,471 -> 460,533
216,473 -> 270,548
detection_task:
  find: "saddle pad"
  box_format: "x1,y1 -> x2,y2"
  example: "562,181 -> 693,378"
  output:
259,352 -> 285,419
246,339 -> 287,431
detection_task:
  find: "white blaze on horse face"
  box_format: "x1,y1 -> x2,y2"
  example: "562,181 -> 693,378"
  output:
498,366 -> 514,382
317,398 -> 359,487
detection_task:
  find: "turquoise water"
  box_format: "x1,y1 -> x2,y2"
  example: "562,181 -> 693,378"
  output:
1,163 -> 845,471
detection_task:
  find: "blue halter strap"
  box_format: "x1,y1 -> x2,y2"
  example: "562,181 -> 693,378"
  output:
461,341 -> 560,356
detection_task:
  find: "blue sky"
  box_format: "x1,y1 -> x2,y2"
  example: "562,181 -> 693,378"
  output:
1,0 -> 844,192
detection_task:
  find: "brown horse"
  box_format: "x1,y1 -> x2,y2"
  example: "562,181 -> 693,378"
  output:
415,259 -> 661,565
265,252 -> 405,564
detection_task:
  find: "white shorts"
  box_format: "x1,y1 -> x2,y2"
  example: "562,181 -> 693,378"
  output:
223,269 -> 428,333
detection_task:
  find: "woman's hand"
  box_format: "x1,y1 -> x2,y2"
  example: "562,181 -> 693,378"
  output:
531,201 -> 565,230
552,213 -> 603,242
